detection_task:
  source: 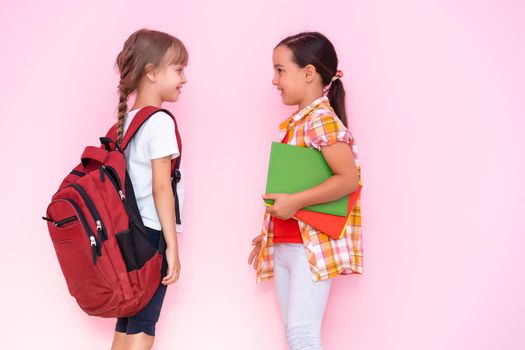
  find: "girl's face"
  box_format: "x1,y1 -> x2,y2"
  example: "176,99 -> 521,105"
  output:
155,63 -> 187,102
272,45 -> 308,106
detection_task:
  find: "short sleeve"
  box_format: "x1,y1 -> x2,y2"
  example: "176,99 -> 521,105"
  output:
144,112 -> 180,160
308,113 -> 351,151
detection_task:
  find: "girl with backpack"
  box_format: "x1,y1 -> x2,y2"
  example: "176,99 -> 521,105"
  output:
110,28 -> 188,350
248,32 -> 363,350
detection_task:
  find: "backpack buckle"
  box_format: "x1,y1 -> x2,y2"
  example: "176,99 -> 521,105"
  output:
173,169 -> 181,183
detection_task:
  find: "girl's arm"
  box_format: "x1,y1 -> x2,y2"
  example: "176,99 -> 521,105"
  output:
152,155 -> 180,284
265,142 -> 359,219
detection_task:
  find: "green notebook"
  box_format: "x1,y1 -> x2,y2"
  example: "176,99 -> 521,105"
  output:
264,142 -> 349,217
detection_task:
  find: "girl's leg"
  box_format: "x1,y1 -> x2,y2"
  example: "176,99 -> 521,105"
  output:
112,317 -> 129,350
285,244 -> 332,350
112,329 -> 154,350
111,331 -> 127,350
110,282 -> 166,350
274,244 -> 292,325
123,333 -> 155,350
111,227 -> 167,350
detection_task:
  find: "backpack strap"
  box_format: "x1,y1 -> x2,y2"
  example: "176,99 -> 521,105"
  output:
106,106 -> 182,173
105,107 -> 183,254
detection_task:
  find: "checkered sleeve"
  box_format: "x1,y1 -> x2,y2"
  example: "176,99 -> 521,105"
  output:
308,113 -> 351,151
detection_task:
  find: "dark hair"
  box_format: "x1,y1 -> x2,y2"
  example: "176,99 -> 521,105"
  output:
115,29 -> 188,145
276,32 -> 347,126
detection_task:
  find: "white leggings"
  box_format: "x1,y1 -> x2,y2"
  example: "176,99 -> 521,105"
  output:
274,243 -> 332,350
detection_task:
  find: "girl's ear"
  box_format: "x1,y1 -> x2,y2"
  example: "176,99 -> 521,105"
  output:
145,63 -> 157,83
304,64 -> 317,82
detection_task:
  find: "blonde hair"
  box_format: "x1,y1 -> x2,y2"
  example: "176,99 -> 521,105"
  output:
115,29 -> 188,145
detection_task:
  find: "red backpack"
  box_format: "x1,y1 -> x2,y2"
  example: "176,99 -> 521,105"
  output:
42,106 -> 182,318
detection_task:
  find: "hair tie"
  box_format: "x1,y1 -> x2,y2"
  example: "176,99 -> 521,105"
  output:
331,70 -> 344,82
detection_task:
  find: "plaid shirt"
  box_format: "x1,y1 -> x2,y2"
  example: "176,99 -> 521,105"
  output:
256,96 -> 363,283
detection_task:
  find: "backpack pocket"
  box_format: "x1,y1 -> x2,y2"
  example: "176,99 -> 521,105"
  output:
47,199 -> 113,312
115,222 -> 156,272
53,239 -> 113,312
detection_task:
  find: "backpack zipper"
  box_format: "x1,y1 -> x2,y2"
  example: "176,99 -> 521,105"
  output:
101,165 -> 146,230
68,183 -> 108,241
54,215 -> 78,227
42,215 -> 79,227
60,198 -> 101,263
100,165 -> 126,201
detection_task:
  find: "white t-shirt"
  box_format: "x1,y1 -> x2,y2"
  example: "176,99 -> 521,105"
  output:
123,108 -> 184,233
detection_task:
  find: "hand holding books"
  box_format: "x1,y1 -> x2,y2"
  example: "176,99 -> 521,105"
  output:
265,142 -> 361,240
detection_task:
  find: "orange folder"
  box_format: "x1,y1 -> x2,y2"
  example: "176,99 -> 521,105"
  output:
293,185 -> 362,240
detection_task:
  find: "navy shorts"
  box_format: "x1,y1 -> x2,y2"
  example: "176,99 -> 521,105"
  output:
115,226 -> 168,337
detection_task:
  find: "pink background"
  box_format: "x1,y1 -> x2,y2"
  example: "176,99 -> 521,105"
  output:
1,0 -> 524,349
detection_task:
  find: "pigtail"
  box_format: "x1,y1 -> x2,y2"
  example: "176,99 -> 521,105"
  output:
327,79 -> 347,127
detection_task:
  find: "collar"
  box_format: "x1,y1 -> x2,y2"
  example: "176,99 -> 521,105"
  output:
278,96 -> 329,132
